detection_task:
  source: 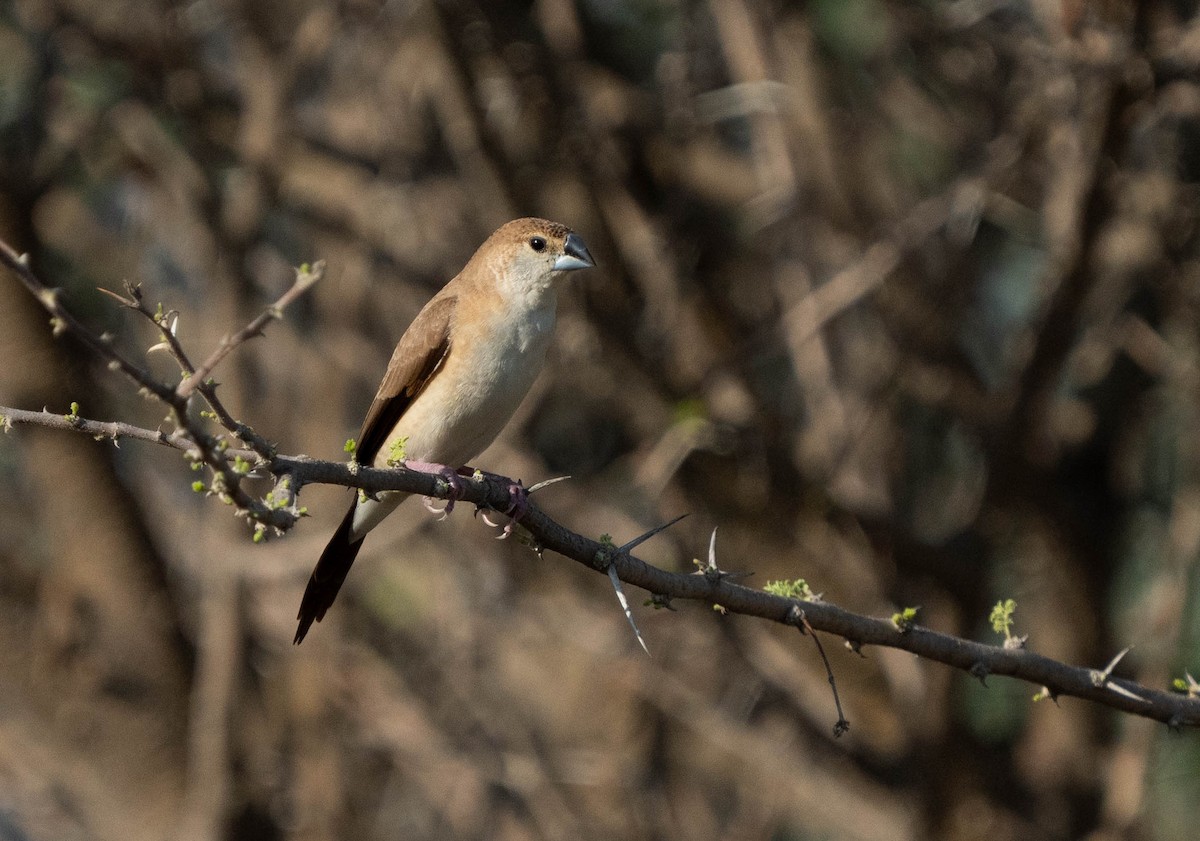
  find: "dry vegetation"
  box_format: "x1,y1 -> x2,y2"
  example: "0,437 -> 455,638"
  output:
1,0 -> 1200,839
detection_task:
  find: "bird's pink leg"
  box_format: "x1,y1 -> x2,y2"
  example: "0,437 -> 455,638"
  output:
403,460 -> 465,516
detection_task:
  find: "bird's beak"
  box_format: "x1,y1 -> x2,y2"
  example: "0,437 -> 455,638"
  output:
553,232 -> 595,272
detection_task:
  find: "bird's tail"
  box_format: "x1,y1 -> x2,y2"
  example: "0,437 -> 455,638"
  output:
295,503 -> 364,644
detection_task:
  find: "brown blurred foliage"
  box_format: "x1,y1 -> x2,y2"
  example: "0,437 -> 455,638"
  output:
2,0 -> 1200,839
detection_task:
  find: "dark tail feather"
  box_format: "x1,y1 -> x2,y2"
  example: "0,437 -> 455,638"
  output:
295,504 -> 365,644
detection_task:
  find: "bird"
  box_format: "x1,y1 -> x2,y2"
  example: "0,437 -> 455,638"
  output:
294,218 -> 595,643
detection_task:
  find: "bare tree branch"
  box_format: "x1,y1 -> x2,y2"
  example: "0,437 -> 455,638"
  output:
2,401 -> 1198,729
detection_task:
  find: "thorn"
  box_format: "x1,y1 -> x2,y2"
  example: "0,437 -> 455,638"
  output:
608,565 -> 649,656
96,286 -> 135,307
1091,646 -> 1133,687
1032,686 -> 1060,705
1102,646 -> 1132,677
527,475 -> 570,494
1106,682 -> 1148,703
844,639 -> 866,658
693,527 -> 751,583
618,513 -> 688,553
969,662 -> 990,686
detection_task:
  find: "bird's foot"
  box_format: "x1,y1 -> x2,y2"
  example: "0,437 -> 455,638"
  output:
404,460 -> 465,518
496,479 -> 529,539
467,469 -> 528,539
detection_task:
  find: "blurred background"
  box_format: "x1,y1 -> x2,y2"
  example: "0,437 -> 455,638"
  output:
0,0 -> 1199,839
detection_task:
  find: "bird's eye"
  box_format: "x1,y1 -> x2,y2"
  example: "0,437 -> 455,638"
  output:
529,236 -> 547,252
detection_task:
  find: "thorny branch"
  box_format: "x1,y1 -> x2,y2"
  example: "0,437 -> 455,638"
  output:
1,242 -> 1199,732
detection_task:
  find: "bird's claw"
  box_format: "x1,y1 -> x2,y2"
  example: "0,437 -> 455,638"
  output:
423,496 -> 451,520
405,460 -> 465,519
469,474 -> 529,538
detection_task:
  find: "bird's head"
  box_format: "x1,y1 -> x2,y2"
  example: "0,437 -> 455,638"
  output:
475,217 -> 595,304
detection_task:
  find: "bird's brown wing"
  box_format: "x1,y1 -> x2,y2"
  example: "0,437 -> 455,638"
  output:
355,293 -> 457,465
293,293 -> 457,644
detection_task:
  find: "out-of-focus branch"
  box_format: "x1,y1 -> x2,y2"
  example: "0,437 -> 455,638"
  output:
783,178 -> 985,347
1004,55 -> 1134,464
2,401 -> 1198,729
174,567 -> 239,841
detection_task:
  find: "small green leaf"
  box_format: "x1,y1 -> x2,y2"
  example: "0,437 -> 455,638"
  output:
989,598 -> 1017,640
386,436 -> 409,467
892,606 -> 920,632
191,480 -> 205,493
344,438 -> 357,456
764,578 -> 814,600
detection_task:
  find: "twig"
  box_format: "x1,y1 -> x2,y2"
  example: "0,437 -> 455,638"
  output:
795,608 -> 850,737
102,280 -> 278,458
176,261 -> 324,401
0,405 -> 186,448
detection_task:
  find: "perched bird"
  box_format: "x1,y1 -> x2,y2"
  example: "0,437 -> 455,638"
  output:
295,218 -> 595,643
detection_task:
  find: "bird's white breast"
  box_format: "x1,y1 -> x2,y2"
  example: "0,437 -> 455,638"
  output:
377,299 -> 556,470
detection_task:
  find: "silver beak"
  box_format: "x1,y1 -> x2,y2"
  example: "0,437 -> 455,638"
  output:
553,232 -> 595,272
